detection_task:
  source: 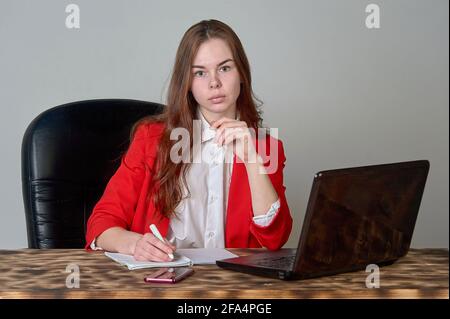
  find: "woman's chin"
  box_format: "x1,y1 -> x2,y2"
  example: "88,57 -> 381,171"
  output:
204,104 -> 231,114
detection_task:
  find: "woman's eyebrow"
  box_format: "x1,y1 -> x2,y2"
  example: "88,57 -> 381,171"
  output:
191,59 -> 233,69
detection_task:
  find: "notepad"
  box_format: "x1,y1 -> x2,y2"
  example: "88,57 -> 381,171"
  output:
105,248 -> 238,270
105,252 -> 192,270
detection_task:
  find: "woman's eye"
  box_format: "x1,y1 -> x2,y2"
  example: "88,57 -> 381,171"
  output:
193,66 -> 230,77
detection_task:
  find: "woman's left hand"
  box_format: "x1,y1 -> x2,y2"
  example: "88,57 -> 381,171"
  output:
211,117 -> 258,164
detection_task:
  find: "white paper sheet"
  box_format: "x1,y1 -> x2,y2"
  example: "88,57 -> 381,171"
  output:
177,248 -> 238,265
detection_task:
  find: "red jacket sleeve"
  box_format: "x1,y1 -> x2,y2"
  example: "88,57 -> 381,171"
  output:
249,139 -> 293,250
84,123 -> 150,249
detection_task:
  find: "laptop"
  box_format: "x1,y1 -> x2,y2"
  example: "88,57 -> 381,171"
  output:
216,160 -> 430,280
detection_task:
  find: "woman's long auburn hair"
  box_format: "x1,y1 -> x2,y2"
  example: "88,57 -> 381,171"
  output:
130,19 -> 263,219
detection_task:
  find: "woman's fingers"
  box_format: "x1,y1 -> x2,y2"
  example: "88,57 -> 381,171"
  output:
134,233 -> 175,262
221,127 -> 245,145
222,127 -> 252,148
211,117 -> 236,129
165,240 -> 176,251
222,130 -> 258,163
139,239 -> 165,257
215,122 -> 247,144
145,233 -> 175,255
134,248 -> 155,261
135,244 -> 170,262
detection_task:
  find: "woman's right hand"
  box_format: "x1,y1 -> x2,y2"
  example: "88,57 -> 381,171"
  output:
132,233 -> 176,262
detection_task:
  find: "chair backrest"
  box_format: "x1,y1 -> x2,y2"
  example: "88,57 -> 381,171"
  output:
21,99 -> 164,248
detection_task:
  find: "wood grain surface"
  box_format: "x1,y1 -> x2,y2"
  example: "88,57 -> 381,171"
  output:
0,248 -> 447,299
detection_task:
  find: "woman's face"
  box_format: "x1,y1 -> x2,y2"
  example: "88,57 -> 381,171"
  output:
190,38 -> 241,120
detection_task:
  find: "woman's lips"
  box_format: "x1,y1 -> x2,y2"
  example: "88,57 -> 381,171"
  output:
210,96 -> 225,104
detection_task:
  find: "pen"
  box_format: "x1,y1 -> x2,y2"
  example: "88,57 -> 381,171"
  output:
149,224 -> 174,260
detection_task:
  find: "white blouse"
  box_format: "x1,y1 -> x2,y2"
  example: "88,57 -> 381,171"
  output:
165,109 -> 279,248
90,109 -> 279,250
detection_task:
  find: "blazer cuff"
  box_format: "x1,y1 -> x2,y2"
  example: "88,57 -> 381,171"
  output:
252,199 -> 280,227
89,237 -> 104,251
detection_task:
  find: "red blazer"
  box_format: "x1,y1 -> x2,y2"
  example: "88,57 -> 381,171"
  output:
85,122 -> 292,250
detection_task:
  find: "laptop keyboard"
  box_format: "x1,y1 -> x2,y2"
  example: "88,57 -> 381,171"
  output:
253,255 -> 296,269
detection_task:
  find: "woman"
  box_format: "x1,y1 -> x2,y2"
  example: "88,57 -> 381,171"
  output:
85,19 -> 292,261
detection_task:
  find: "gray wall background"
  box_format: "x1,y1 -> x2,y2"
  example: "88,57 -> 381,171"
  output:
0,0 -> 448,249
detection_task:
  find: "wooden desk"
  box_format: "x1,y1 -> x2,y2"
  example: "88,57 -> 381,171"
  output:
0,248 -> 447,299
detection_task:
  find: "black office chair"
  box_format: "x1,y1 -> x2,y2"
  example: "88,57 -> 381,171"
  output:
21,99 -> 164,248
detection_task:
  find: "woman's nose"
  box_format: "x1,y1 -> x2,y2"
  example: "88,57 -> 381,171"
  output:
209,81 -> 221,89
209,75 -> 222,89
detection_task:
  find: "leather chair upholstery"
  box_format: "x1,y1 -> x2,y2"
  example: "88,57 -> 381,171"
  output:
21,99 -> 163,248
